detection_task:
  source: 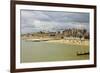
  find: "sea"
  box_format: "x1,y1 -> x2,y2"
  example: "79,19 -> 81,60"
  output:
21,40 -> 89,63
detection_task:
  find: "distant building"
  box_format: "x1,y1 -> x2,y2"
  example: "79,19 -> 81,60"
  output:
21,28 -> 89,39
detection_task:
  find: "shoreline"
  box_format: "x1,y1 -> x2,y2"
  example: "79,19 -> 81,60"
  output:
22,37 -> 89,46
45,39 -> 89,46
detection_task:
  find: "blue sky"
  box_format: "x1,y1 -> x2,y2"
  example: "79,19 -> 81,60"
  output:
20,10 -> 89,34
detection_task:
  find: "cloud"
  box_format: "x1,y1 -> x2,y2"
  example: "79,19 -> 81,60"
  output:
20,10 -> 89,33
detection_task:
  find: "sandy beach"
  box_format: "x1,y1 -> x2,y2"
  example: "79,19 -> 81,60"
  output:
22,36 -> 89,46
45,39 -> 89,46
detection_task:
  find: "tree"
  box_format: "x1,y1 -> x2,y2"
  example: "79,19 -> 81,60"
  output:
84,32 -> 89,39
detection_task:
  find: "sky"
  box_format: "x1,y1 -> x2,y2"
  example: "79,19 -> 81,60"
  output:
20,10 -> 89,34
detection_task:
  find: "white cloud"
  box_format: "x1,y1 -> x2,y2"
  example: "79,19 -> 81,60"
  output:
20,10 -> 89,33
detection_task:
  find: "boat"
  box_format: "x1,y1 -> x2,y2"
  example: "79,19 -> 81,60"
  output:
77,52 -> 89,56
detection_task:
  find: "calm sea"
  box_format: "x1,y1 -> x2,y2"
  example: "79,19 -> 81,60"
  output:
21,40 -> 89,63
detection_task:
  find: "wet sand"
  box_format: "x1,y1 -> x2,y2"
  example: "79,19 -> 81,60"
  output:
45,39 -> 89,46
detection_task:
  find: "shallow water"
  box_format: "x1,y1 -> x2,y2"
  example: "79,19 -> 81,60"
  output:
21,40 -> 89,63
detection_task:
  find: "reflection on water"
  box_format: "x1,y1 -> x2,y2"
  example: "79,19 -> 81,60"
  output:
21,40 -> 89,63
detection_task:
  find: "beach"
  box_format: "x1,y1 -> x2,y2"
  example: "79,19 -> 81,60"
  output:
45,39 -> 89,46
22,36 -> 89,46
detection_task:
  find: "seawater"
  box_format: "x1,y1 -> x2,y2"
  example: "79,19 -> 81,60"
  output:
21,40 -> 89,63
